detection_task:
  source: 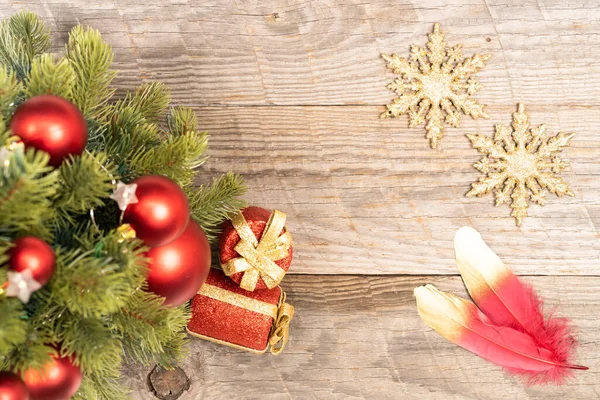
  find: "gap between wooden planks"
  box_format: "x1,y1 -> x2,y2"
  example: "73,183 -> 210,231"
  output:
122,274 -> 600,400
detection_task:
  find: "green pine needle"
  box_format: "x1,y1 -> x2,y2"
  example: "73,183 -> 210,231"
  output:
25,54 -> 76,99
0,11 -> 51,79
53,151 -> 117,226
168,106 -> 199,136
0,65 -> 22,122
66,26 -> 116,119
0,297 -> 28,356
189,172 -> 247,241
122,82 -> 170,123
0,147 -> 57,239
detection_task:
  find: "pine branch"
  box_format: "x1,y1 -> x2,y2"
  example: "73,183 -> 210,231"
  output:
0,296 -> 27,356
0,147 -> 57,239
74,372 -> 130,400
25,53 -> 76,99
1,331 -> 54,374
0,65 -> 22,123
189,172 -> 247,241
53,151 -> 117,226
0,11 -> 51,79
0,13 -> 249,399
128,131 -> 208,187
112,290 -> 189,367
55,312 -> 123,376
167,106 -> 198,136
100,106 -> 161,177
47,233 -> 147,318
66,26 -> 116,120
121,82 -> 170,123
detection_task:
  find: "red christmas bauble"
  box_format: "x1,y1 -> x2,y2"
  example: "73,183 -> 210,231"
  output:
123,175 -> 190,247
0,371 -> 30,400
146,219 -> 211,307
9,237 -> 55,286
219,206 -> 292,291
10,95 -> 88,167
23,354 -> 81,400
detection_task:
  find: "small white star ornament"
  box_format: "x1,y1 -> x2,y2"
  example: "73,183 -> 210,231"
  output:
5,269 -> 42,303
110,181 -> 138,211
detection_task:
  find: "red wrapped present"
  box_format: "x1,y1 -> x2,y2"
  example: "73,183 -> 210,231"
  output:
219,207 -> 293,291
187,268 -> 294,354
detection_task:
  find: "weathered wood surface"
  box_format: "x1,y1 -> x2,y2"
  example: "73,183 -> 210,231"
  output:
3,0 -> 599,275
1,0 -> 599,398
122,275 -> 600,400
198,105 -> 599,275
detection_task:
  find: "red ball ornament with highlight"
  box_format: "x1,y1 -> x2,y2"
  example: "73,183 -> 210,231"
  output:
123,175 -> 190,247
9,237 -> 55,286
146,220 -> 211,307
0,371 -> 30,400
23,353 -> 82,400
10,95 -> 88,167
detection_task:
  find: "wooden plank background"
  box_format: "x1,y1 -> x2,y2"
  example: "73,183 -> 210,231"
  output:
1,0 -> 599,399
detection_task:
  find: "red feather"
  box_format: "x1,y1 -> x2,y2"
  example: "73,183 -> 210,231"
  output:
452,227 -> 587,384
415,285 -> 587,385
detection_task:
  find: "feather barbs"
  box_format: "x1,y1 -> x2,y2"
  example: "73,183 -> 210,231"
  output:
414,227 -> 588,385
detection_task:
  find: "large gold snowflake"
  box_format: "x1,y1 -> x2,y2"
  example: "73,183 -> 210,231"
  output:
381,23 -> 490,148
467,103 -> 575,226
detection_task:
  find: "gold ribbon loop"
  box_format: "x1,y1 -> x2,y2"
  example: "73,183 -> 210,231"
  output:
269,294 -> 295,355
222,210 -> 292,291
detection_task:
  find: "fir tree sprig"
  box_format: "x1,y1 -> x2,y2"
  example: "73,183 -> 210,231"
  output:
0,11 -> 247,398
189,172 -> 247,241
25,54 -> 76,99
112,289 -> 189,367
0,66 -> 22,122
0,12 -> 51,79
0,297 -> 27,355
53,151 -> 117,227
0,147 -> 57,239
66,25 -> 116,120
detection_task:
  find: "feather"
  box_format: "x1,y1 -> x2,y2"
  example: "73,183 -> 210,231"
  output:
414,285 -> 587,384
454,226 -> 542,334
452,226 -> 587,383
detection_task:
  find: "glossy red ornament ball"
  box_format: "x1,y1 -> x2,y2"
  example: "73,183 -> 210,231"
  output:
0,371 -> 30,400
123,175 -> 190,247
219,206 -> 292,291
9,237 -> 55,286
146,219 -> 211,307
10,95 -> 88,167
23,354 -> 82,400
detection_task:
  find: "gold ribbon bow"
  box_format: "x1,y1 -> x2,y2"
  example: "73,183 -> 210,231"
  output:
221,210 -> 292,291
268,293 -> 294,355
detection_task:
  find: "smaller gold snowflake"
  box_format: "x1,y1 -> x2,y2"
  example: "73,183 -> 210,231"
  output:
381,23 -> 490,149
467,103 -> 575,226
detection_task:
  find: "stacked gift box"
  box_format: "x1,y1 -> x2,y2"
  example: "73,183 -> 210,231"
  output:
187,207 -> 294,354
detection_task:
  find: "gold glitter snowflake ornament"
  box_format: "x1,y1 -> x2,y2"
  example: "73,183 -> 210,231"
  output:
381,23 -> 490,148
467,103 -> 575,226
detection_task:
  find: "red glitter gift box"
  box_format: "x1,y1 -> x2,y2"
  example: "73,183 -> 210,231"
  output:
187,268 -> 294,354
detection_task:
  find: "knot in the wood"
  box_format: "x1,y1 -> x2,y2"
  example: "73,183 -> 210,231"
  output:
148,365 -> 190,400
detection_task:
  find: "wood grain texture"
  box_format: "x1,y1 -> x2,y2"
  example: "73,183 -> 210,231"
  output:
197,105 -> 600,275
121,275 -> 600,400
1,1 -> 599,398
0,0 -> 599,275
